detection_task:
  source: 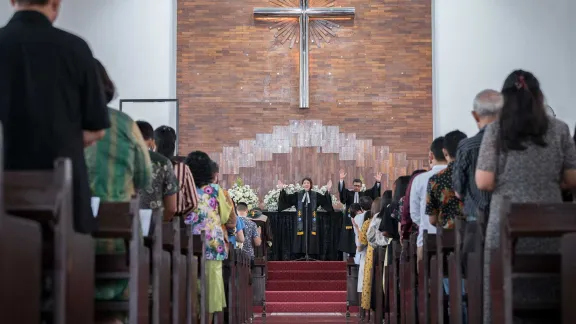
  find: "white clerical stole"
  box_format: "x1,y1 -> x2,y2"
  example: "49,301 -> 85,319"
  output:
354,192 -> 359,203
301,191 -> 311,205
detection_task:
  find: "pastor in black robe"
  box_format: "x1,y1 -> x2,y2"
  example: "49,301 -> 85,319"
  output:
278,189 -> 334,256
0,11 -> 110,234
337,180 -> 381,254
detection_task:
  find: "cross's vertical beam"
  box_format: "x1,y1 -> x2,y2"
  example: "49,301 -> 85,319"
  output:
299,0 -> 309,108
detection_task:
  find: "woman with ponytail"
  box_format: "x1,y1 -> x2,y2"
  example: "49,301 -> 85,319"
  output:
476,70 -> 576,323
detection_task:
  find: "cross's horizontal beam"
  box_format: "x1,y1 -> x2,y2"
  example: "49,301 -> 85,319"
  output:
254,7 -> 302,18
306,7 -> 355,18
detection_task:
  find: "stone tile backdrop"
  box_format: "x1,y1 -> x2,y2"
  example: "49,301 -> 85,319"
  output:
177,0 -> 432,193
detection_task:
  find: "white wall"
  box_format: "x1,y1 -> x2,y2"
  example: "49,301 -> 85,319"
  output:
0,0 -> 178,131
433,0 -> 576,138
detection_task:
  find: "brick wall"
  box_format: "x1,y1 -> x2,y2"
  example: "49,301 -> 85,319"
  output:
177,0 -> 432,189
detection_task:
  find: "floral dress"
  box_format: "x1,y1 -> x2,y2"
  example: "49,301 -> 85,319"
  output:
185,183 -> 231,313
139,151 -> 179,210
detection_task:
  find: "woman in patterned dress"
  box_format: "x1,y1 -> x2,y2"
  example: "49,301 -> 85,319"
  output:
184,151 -> 233,322
476,70 -> 576,323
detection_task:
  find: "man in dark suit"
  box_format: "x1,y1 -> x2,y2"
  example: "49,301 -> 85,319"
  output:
337,169 -> 382,256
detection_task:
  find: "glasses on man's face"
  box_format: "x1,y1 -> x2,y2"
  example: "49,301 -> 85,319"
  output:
353,184 -> 362,188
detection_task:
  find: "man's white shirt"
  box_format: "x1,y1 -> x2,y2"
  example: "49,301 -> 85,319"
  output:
409,165 -> 447,247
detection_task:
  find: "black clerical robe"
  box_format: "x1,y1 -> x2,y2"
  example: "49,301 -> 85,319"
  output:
278,189 -> 334,255
337,181 -> 381,253
0,11 -> 110,234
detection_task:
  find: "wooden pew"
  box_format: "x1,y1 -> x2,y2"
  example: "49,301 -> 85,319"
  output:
192,232 -> 208,324
465,220 -> 484,324
386,241 -> 401,324
418,230 -> 435,324
562,233 -> 576,324
180,224 -> 198,324
491,202 -> 576,323
346,258 -> 359,318
432,226 -> 455,324
224,244 -> 237,324
162,217 -> 185,324
252,256 -> 267,318
406,233 -> 418,324
447,219 -> 465,324
94,199 -> 149,324
245,251 -> 254,322
399,237 -> 410,324
4,158 -> 95,324
373,246 -> 385,324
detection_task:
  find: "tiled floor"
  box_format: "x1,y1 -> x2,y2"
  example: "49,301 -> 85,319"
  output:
252,313 -> 360,323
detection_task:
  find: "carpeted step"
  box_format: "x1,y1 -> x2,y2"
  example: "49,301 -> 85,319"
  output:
268,261 -> 346,272
268,270 -> 346,281
253,306 -> 359,314
267,280 -> 346,291
258,302 -> 348,313
266,291 -> 346,303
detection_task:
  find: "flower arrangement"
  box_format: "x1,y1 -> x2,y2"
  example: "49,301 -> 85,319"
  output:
227,177 -> 259,210
263,183 -> 340,212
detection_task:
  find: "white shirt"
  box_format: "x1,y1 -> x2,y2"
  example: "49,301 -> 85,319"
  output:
353,211 -> 366,264
409,164 -> 447,247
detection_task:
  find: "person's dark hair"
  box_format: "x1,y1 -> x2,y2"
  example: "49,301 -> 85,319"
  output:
236,202 -> 248,212
301,177 -> 313,189
14,0 -> 50,5
185,151 -> 213,187
353,178 -> 362,184
443,130 -> 467,158
392,176 -> 411,203
172,156 -> 186,163
210,160 -> 219,174
154,126 -> 177,158
349,203 -> 362,215
136,121 -> 154,141
411,169 -> 426,176
500,70 -> 548,151
359,196 -> 373,211
94,59 -> 116,103
430,136 -> 446,162
381,190 -> 393,207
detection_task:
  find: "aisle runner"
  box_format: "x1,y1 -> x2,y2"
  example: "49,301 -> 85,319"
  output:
255,261 -> 356,313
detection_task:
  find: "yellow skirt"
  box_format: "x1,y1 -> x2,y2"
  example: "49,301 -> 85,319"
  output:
201,260 -> 227,314
361,246 -> 374,310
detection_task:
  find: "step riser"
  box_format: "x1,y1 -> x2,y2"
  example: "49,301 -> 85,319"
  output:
253,306 -> 360,314
266,291 -> 346,303
268,261 -> 346,272
268,271 -> 346,281
255,303 -> 351,313
267,281 -> 346,291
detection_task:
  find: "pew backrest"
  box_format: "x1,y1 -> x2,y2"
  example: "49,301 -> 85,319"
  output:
503,201 -> 576,237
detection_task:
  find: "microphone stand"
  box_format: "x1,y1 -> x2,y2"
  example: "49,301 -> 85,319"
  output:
295,199 -> 317,262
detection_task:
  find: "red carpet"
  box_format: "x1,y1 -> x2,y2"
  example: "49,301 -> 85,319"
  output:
254,261 -> 358,313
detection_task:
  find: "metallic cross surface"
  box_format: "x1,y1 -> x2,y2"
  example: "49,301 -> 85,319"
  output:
254,0 -> 355,109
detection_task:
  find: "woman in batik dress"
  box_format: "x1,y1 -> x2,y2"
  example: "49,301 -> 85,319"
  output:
185,151 -> 233,322
359,198 -> 383,311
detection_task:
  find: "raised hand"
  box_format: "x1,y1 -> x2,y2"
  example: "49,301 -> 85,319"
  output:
375,172 -> 383,182
339,169 -> 347,180
277,180 -> 284,189
326,180 -> 333,191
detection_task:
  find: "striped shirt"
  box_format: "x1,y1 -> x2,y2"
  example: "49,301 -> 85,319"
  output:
85,108 -> 152,201
171,161 -> 199,217
452,127 -> 491,220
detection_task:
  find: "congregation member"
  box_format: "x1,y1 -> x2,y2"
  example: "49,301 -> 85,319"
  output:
208,160 -> 237,238
85,60 -> 152,324
476,70 -> 576,323
248,207 -> 274,258
0,0 -> 110,234
136,121 -> 179,221
338,169 -> 382,257
426,130 -> 468,229
185,151 -> 233,321
400,170 -> 427,241
229,211 -> 245,248
351,196 -> 373,318
410,137 -> 448,269
237,203 -> 262,267
452,89 -> 503,269
154,125 -> 199,218
359,198 -> 383,312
